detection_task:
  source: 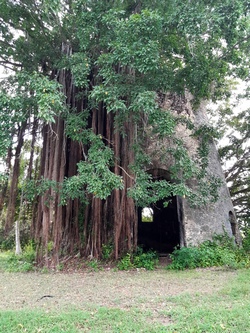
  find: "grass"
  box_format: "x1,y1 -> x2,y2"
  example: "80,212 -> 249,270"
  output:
164,273 -> 250,332
0,307 -> 167,333
0,268 -> 250,332
0,251 -> 34,272
0,251 -> 10,271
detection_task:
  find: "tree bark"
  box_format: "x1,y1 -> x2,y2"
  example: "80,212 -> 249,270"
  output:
0,146 -> 12,211
15,220 -> 22,255
5,122 -> 27,234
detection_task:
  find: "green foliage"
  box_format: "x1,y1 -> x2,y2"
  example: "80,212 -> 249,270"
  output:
128,165 -> 191,208
0,0 -> 250,259
214,95 -> 250,229
24,178 -> 59,204
193,125 -> 221,170
0,231 -> 14,251
1,243 -> 36,272
86,259 -> 100,272
61,132 -> 124,202
242,230 -> 250,253
69,53 -> 90,88
117,248 -> 158,270
117,253 -> 134,271
168,233 -> 249,270
141,216 -> 153,223
1,71 -> 66,125
0,69 -> 66,159
133,247 -> 159,270
64,111 -> 89,143
168,141 -> 198,180
101,243 -> 113,260
25,141 -> 123,204
0,223 -> 31,251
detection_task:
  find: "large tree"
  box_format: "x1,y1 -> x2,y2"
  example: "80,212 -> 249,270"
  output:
211,83 -> 250,230
0,0 -> 249,264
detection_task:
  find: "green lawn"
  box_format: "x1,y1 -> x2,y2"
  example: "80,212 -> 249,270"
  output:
0,268 -> 250,332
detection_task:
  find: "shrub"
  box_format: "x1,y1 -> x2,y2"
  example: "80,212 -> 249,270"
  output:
86,259 -> 100,271
117,253 -> 134,270
242,230 -> 250,253
117,248 -> 159,271
0,223 -> 32,251
22,241 -> 36,263
101,243 -> 113,260
3,241 -> 36,272
167,234 -> 247,270
133,248 -> 159,270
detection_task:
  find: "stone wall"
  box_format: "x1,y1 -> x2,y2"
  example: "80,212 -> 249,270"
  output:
146,92 -> 240,246
183,96 -> 240,245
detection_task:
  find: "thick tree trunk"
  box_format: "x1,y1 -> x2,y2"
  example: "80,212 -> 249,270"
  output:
83,109 -> 138,259
33,45 -> 139,263
34,97 -> 139,262
113,118 -> 137,259
34,67 -> 83,265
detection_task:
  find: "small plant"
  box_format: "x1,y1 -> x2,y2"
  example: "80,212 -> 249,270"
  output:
1,241 -> 36,272
101,243 -> 113,260
47,241 -> 54,254
40,266 -> 49,274
6,253 -> 34,272
56,263 -> 64,271
117,253 -> 134,270
22,241 -> 36,263
133,247 -> 159,270
117,248 -> 159,271
86,259 -> 100,271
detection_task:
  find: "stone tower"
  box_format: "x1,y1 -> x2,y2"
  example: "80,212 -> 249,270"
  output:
137,92 -> 240,253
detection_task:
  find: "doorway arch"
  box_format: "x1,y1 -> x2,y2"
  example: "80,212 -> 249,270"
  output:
137,169 -> 185,254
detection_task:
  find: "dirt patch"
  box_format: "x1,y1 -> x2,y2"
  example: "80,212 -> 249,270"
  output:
0,267 -> 237,313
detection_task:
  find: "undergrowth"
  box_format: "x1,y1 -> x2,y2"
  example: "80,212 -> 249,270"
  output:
2,232 -> 250,272
167,233 -> 250,270
0,242 -> 36,272
117,247 -> 159,270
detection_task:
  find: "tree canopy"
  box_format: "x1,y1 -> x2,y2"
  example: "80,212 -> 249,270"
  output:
0,0 -> 249,262
211,83 -> 250,230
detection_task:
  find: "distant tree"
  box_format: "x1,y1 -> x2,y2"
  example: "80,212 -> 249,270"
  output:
0,0 -> 249,264
212,84 -> 250,230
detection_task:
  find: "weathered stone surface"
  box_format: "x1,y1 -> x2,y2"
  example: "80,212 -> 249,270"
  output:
145,92 -> 240,248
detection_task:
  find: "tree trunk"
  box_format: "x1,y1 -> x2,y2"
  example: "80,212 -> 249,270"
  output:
27,118 -> 39,180
5,122 -> 27,234
34,91 -> 139,262
33,46 -> 139,263
15,220 -> 22,255
0,146 -> 12,211
83,109 -> 138,259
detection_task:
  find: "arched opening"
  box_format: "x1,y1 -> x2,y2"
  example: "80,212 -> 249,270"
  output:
229,211 -> 237,238
137,169 -> 184,254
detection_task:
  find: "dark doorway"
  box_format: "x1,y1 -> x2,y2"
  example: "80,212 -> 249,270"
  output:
138,196 -> 182,254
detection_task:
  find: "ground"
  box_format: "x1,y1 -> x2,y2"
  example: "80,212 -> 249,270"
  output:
0,267 -> 237,312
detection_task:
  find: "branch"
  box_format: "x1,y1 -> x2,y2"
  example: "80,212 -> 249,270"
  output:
218,35 -> 250,61
225,157 -> 250,182
0,60 -> 22,68
231,187 -> 250,197
116,165 -> 135,180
